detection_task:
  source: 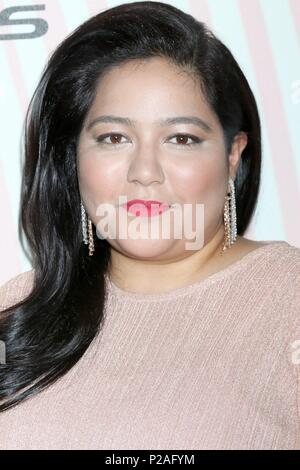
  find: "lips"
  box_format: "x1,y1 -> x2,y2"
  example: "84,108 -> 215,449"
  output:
121,199 -> 171,216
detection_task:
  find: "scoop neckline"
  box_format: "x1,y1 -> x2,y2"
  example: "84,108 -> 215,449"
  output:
104,240 -> 289,302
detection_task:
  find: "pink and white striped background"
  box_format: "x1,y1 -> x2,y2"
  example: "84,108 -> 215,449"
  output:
0,0 -> 299,285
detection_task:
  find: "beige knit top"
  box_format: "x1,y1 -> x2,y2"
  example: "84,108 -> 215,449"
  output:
0,240 -> 299,450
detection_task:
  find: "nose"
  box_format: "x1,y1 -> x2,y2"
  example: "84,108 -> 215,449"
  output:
127,142 -> 165,186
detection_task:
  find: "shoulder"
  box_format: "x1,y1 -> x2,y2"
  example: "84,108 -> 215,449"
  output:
255,240 -> 300,324
253,240 -> 300,282
240,238 -> 300,271
231,238 -> 300,279
233,239 -> 300,304
0,269 -> 35,312
263,240 -> 300,274
235,239 -> 300,347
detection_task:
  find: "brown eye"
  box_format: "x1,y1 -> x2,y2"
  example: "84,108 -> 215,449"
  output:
96,133 -> 127,145
168,134 -> 203,146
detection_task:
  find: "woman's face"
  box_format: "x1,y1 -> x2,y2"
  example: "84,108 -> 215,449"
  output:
76,57 -> 247,260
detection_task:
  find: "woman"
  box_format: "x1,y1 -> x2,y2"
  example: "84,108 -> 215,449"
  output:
0,1 -> 299,450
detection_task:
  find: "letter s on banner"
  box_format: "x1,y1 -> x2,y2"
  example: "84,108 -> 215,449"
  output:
0,5 -> 48,40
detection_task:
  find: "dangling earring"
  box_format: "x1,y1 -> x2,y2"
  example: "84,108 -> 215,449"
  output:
222,176 -> 237,253
81,200 -> 95,256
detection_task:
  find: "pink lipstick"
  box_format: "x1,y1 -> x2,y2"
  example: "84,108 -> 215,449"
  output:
121,199 -> 171,217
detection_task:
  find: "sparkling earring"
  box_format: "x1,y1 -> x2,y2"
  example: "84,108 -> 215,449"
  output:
222,176 -> 237,253
81,200 -> 95,256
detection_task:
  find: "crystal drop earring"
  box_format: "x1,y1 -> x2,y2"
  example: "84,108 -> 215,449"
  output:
222,176 -> 237,253
80,200 -> 95,256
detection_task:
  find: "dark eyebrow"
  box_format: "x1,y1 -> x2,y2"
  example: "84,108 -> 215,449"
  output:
86,115 -> 213,133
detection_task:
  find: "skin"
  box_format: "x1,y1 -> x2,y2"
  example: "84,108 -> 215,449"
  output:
77,56 -> 267,294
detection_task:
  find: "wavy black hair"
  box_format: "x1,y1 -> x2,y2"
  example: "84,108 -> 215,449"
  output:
0,0 -> 261,412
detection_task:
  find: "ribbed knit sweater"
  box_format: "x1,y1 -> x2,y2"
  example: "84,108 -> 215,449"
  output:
0,240 -> 299,450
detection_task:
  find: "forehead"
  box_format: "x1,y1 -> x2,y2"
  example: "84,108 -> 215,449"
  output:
97,56 -> 198,87
86,57 -> 220,129
91,58 -> 206,105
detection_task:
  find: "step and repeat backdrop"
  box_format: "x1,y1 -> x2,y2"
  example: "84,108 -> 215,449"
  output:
0,0 -> 299,284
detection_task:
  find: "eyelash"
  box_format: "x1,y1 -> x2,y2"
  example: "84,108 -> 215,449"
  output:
95,133 -> 203,147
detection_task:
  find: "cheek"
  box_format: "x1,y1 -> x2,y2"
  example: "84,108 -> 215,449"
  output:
172,156 -> 227,206
77,151 -> 122,204
198,159 -> 228,228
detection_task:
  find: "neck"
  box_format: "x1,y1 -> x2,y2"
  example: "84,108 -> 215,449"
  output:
107,224 -> 234,295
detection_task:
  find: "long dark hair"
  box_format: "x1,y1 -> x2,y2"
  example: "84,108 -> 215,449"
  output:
0,0 -> 261,412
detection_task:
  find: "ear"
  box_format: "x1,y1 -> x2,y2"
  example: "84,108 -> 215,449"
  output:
228,132 -> 248,180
